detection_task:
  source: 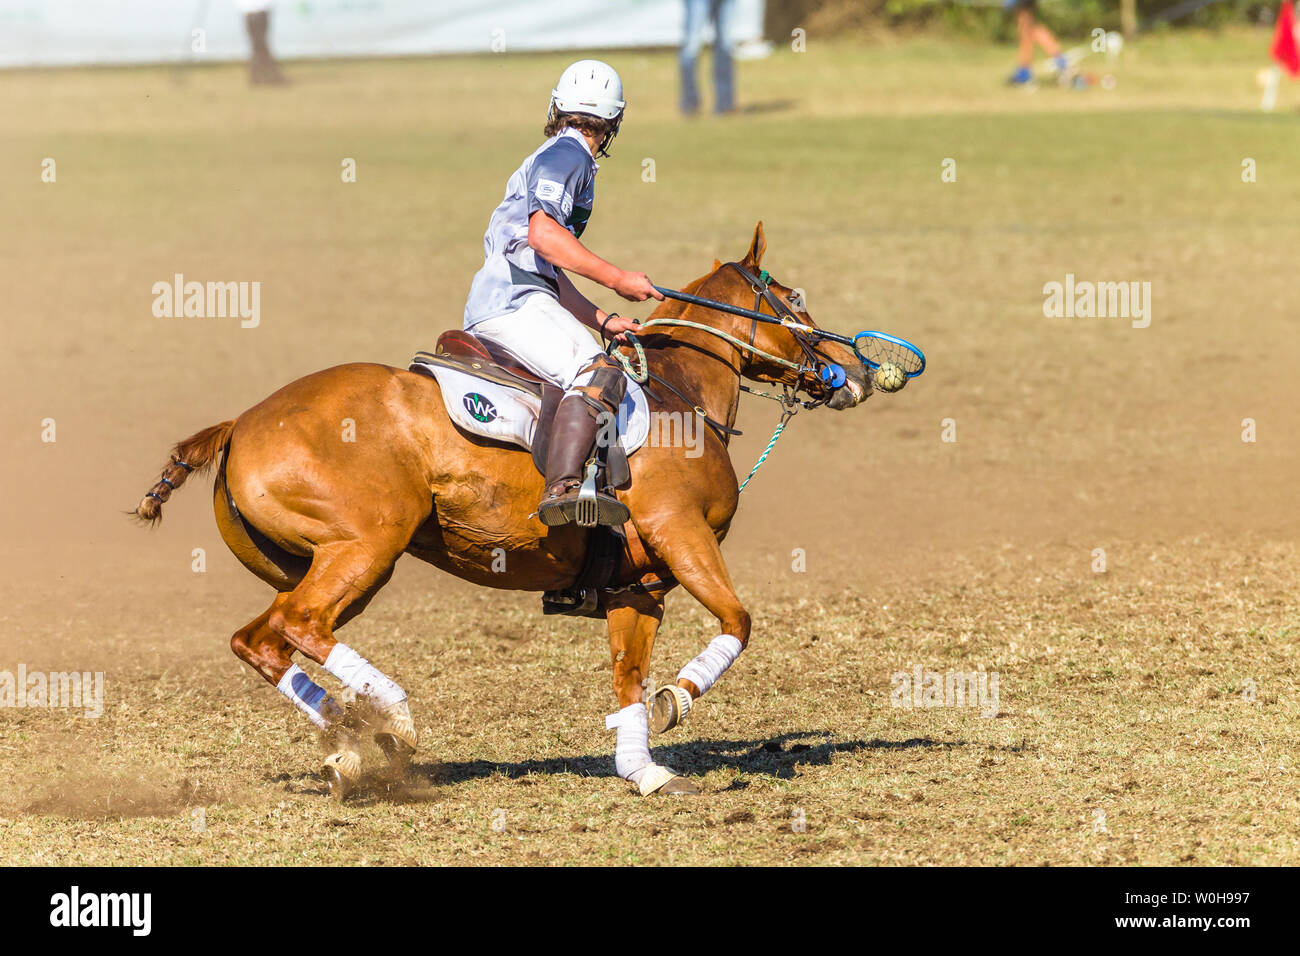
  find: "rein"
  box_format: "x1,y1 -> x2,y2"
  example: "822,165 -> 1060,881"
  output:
605,332 -> 740,441
605,262 -> 828,493
613,317 -> 805,379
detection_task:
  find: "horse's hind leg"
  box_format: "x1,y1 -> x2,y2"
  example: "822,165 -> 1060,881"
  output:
332,566 -> 417,780
231,598 -> 363,798
265,540 -> 417,793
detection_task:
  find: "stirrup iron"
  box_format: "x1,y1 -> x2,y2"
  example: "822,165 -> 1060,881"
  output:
576,458 -> 601,528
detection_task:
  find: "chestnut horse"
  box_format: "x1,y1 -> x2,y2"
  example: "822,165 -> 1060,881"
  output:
134,223 -> 870,798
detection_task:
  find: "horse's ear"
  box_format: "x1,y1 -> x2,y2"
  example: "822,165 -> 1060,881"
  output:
743,221 -> 767,268
712,258 -> 723,271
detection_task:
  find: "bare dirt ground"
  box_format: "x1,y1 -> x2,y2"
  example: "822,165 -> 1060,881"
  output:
1,33 -> 1298,864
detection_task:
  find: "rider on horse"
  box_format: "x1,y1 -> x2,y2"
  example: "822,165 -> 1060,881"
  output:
463,59 -> 662,528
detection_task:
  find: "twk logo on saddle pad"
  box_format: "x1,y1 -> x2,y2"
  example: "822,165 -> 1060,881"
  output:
462,392 -> 498,423
409,359 -> 651,456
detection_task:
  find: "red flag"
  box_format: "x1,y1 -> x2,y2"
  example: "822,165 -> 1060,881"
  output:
1272,1 -> 1300,77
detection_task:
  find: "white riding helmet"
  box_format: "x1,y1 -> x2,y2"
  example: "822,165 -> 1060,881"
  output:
549,59 -> 625,122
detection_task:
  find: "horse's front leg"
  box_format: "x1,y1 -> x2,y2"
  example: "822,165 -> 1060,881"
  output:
603,589 -> 700,795
638,517 -> 751,734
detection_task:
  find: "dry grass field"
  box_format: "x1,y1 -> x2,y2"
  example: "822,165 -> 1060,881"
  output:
1,30 -> 1298,865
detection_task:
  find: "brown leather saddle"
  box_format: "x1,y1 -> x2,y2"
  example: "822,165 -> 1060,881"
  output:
418,330 -> 564,477
431,330 -> 545,392
408,330 -> 629,618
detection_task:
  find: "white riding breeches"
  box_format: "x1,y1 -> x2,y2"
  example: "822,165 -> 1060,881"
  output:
472,293 -> 607,393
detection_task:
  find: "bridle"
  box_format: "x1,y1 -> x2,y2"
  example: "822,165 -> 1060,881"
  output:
722,261 -> 844,409
604,261 -> 855,492
608,262 -> 847,406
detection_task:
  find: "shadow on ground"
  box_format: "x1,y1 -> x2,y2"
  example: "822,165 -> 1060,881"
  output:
288,731 -> 1027,805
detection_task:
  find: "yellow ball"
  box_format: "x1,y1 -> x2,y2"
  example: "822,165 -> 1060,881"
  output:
874,361 -> 907,393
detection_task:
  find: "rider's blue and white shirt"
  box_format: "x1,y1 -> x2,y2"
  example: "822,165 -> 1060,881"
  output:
463,128 -> 598,328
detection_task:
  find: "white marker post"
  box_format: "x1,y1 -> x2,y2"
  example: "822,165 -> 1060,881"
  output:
1261,65 -> 1282,112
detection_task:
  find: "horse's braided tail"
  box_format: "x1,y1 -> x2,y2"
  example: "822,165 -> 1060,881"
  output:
134,420 -> 236,524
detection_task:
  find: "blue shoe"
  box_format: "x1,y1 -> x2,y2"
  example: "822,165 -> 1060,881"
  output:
1053,54 -> 1069,74
1006,66 -> 1033,85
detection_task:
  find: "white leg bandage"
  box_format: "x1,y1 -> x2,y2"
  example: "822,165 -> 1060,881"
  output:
605,703 -> 679,796
676,634 -> 743,696
276,664 -> 343,730
322,643 -> 407,709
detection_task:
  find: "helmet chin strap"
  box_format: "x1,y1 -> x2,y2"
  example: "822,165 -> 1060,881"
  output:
543,103 -> 624,158
596,112 -> 623,158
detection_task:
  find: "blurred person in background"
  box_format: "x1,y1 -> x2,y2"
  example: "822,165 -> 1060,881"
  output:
1004,0 -> 1066,85
235,0 -> 287,85
680,0 -> 736,114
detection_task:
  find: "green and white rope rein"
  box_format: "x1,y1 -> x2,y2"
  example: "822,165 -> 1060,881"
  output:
735,409 -> 794,493
606,318 -> 804,495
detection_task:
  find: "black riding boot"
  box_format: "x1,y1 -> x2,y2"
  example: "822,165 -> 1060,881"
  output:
537,395 -> 630,528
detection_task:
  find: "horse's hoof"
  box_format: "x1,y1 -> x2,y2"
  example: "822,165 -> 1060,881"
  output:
322,750 -> 361,802
365,701 -> 416,781
649,685 -> 692,734
323,765 -> 351,802
636,763 -> 700,796
657,776 -> 702,795
375,733 -> 415,779
323,764 -> 354,802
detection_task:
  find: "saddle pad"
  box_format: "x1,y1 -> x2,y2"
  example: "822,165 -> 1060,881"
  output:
412,359 -> 652,456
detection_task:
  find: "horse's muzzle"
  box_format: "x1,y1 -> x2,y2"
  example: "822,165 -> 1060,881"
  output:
826,366 -> 869,409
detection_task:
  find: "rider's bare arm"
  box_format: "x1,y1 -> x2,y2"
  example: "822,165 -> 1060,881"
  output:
528,211 -> 663,304
553,269 -> 597,327
554,270 -> 642,340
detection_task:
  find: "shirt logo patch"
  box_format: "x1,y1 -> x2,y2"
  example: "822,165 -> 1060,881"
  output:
535,178 -> 564,202
535,178 -> 574,218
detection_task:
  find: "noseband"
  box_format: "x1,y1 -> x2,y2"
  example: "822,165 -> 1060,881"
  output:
724,261 -> 843,407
